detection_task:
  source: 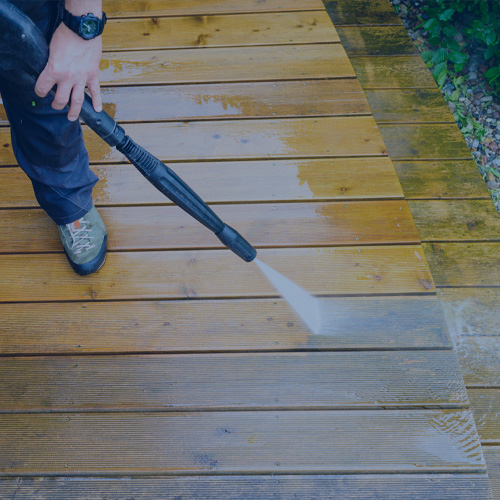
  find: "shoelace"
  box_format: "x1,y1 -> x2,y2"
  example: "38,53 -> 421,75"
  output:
66,218 -> 96,255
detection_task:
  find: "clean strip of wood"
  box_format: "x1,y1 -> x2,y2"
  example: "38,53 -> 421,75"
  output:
423,242 -> 500,287
0,351 -> 467,412
364,89 -> 456,123
0,201 -> 419,253
469,389 -> 500,444
0,296 -> 452,355
336,26 -> 418,56
379,124 -> 472,160
0,246 -> 435,302
322,0 -> 402,26
0,474 -> 493,500
98,45 -> 355,86
409,200 -> 500,242
484,447 -> 500,499
0,410 -> 485,474
0,158 -> 403,208
1,79 -> 370,126
106,0 -> 326,18
0,116 -> 387,165
350,56 -> 436,89
393,160 -> 489,199
103,12 -> 338,51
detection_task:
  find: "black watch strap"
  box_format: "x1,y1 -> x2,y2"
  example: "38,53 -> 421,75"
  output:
62,9 -> 107,39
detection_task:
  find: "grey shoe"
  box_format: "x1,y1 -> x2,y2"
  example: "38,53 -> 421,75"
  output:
57,206 -> 107,276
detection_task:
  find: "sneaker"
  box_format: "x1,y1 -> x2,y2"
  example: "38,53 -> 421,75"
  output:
57,206 -> 107,276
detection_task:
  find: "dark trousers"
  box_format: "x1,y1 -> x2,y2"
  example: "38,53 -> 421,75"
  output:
0,0 -> 98,224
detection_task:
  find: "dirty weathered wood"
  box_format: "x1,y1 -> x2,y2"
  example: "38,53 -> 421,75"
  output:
336,26 -> 418,56
0,158 -> 402,208
0,246 -> 435,302
409,200 -> 500,241
322,0 -> 402,26
0,351 -> 466,412
0,475 -> 493,500
103,12 -> 338,50
0,296 -> 451,355
393,160 -> 489,199
484,447 -> 500,499
350,56 -> 436,89
0,201 -> 419,253
0,410 -> 485,474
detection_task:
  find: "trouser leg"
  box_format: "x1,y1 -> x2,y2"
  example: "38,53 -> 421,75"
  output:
0,0 -> 99,225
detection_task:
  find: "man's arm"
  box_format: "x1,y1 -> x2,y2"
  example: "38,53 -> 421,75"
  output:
35,0 -> 103,121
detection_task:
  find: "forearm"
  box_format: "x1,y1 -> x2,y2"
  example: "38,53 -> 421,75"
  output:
65,0 -> 103,18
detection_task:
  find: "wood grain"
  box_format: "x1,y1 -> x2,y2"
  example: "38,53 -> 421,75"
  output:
323,0 -> 402,26
0,117 -> 387,165
0,80 -> 369,126
379,124 -> 472,160
364,89 -> 455,123
469,389 -> 500,444
0,296 -> 451,355
105,0 -> 326,18
103,12 -> 338,50
0,201 -> 419,253
0,246 -> 435,303
0,475 -> 493,500
98,45 -> 355,86
0,410 -> 485,474
409,200 -> 500,241
350,56 -> 436,89
484,447 -> 500,499
336,26 -> 418,56
393,160 -> 489,199
0,158 -> 403,208
0,351 -> 467,412
423,242 -> 500,287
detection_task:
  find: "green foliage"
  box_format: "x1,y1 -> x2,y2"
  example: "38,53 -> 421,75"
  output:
420,0 -> 500,92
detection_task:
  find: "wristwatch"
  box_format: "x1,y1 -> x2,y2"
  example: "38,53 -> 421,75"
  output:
62,9 -> 107,40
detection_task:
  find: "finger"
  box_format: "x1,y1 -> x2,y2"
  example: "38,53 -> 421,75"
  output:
68,84 -> 86,121
51,83 -> 72,111
88,79 -> 103,112
35,69 -> 57,98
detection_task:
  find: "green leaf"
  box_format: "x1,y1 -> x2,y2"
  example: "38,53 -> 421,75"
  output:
486,65 -> 500,83
433,61 -> 447,80
448,50 -> 467,64
420,50 -> 434,62
439,8 -> 455,21
450,89 -> 461,101
432,48 -> 449,64
484,45 -> 498,61
437,69 -> 448,87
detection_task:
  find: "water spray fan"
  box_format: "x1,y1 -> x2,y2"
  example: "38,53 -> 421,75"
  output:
0,0 -> 257,262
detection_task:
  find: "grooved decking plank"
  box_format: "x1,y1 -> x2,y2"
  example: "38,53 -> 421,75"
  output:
0,80 -> 369,127
379,124 -> 472,160
323,0 -> 402,26
0,201 -> 419,253
0,351 -> 467,412
0,117 -> 387,166
484,447 -> 500,499
0,475 -> 493,500
0,296 -> 451,355
469,389 -> 500,444
102,12 -> 338,51
336,26 -> 418,56
0,410 -> 485,474
0,158 -> 403,208
409,200 -> 500,241
393,160 -> 489,199
0,246 -> 435,303
96,45 -> 355,86
423,242 -> 500,287
350,56 -> 436,89
364,89 -> 455,123
106,0 -> 326,18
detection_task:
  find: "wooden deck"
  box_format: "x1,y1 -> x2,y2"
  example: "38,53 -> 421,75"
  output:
0,1 -> 495,498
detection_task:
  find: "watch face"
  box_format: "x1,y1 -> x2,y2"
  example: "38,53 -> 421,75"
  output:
81,19 -> 99,38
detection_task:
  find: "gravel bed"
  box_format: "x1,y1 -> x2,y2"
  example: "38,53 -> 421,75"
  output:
391,0 -> 500,213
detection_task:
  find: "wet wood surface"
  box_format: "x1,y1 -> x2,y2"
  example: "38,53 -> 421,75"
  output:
469,389 -> 500,444
0,410 -> 485,474
485,447 -> 500,499
323,0 -> 402,26
0,475 -> 494,500
0,1 -> 491,497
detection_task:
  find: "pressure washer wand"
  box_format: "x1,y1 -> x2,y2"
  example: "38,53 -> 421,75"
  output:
0,0 -> 257,263
79,97 -> 257,262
